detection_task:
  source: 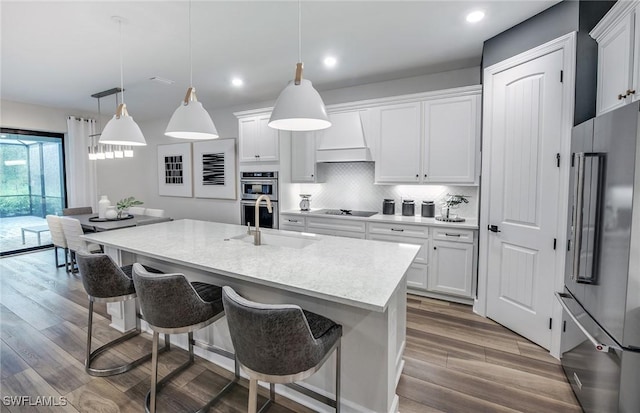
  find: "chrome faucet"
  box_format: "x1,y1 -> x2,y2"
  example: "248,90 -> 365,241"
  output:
252,194 -> 273,245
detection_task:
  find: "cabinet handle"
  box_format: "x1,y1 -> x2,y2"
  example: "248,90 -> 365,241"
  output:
415,174 -> 419,179
390,228 -> 404,232
619,93 -> 627,100
627,89 -> 636,96
424,174 -> 427,178
445,233 -> 461,237
433,246 -> 437,250
311,174 -> 314,178
288,219 -> 299,223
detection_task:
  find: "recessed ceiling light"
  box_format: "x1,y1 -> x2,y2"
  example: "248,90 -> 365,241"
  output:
0,135 -> 7,138
232,78 -> 243,87
324,56 -> 337,68
466,10 -> 485,23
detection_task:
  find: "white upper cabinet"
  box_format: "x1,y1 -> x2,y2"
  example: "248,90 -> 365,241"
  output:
423,94 -> 480,183
373,86 -> 481,185
237,112 -> 279,162
373,102 -> 422,183
291,131 -> 319,183
591,1 -> 639,115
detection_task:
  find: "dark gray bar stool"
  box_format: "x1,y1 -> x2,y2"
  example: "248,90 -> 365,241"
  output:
222,286 -> 342,413
132,263 -> 238,413
76,252 -> 168,377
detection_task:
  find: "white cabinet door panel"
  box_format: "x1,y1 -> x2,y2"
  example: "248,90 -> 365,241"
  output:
239,117 -> 258,162
430,240 -> 473,297
256,115 -> 279,161
291,132 -> 317,182
423,95 -> 479,183
374,102 -> 422,183
405,263 -> 428,290
596,12 -> 634,114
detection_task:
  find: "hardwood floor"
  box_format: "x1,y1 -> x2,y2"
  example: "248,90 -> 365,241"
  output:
0,250 -> 581,412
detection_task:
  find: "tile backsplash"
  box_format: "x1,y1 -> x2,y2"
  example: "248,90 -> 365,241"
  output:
283,162 -> 478,218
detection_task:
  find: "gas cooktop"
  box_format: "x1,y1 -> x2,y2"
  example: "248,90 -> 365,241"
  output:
311,209 -> 378,218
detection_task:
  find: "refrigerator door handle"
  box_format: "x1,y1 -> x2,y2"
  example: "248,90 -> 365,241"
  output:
571,152 -> 606,284
556,292 -> 621,353
571,153 -> 586,282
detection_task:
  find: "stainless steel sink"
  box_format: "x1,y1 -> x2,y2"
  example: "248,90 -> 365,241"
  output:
230,231 -> 319,249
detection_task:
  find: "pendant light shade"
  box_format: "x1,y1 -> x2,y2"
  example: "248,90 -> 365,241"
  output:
99,16 -> 146,147
165,1 -> 218,140
269,77 -> 330,131
268,2 -> 330,132
165,88 -> 218,139
100,104 -> 146,146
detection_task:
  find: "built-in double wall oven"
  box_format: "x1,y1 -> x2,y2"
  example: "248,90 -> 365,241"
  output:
240,171 -> 278,229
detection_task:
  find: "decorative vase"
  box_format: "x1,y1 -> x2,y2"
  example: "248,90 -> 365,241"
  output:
105,206 -> 118,220
98,195 -> 111,219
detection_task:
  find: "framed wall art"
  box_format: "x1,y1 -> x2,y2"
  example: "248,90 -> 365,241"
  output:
193,139 -> 237,199
157,142 -> 193,197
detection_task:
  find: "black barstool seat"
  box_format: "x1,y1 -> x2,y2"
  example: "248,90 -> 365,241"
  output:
132,263 -> 238,413
222,286 -> 342,413
76,252 -> 167,377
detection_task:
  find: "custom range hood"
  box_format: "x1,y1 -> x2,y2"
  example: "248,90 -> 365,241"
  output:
315,110 -> 373,162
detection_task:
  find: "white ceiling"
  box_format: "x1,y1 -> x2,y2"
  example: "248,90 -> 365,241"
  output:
1,0 -> 559,122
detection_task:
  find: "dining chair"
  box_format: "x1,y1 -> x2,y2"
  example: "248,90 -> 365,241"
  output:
144,208 -> 165,217
60,217 -> 101,273
127,206 -> 146,215
63,206 -> 93,216
46,215 -> 69,271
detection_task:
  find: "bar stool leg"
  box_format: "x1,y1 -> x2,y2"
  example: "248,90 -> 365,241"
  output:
336,340 -> 341,413
150,331 -> 160,413
248,379 -> 258,413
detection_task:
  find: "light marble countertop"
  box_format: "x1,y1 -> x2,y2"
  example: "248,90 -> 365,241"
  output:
281,209 -> 479,230
82,219 -> 419,312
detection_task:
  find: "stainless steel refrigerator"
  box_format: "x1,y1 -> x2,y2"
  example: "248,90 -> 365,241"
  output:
557,101 -> 640,413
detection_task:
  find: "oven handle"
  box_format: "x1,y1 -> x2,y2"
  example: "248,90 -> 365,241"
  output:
555,292 -> 620,353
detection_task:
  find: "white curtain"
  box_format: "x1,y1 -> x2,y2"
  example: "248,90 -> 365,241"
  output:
66,117 -> 98,211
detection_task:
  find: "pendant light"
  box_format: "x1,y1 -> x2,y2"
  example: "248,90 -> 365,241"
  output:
268,0 -> 331,132
165,0 -> 218,139
99,16 -> 146,146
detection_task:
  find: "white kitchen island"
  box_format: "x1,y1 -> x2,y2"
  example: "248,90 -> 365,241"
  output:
82,219 -> 419,413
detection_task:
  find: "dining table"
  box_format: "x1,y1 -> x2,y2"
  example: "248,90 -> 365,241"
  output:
66,213 -> 172,232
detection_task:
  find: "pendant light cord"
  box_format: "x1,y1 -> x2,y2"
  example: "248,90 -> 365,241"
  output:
189,0 -> 193,87
298,0 -> 302,62
119,19 -> 125,104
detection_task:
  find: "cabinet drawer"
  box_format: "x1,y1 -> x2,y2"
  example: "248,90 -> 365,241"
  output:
368,222 -> 429,239
307,217 -> 366,233
431,228 -> 474,243
280,215 -> 305,228
367,233 -> 428,265
309,227 -> 366,239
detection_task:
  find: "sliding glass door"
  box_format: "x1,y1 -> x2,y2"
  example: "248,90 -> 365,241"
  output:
0,129 -> 66,255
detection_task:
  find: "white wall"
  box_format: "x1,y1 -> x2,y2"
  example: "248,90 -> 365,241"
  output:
1,100 -> 96,133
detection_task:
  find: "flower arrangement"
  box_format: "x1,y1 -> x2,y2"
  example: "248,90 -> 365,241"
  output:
116,196 -> 143,218
441,194 -> 469,219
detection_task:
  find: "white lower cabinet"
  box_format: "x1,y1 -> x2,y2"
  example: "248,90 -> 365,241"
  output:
280,213 -> 477,302
429,240 -> 474,298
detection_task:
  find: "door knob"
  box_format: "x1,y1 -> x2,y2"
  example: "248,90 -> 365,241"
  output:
488,224 -> 501,233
